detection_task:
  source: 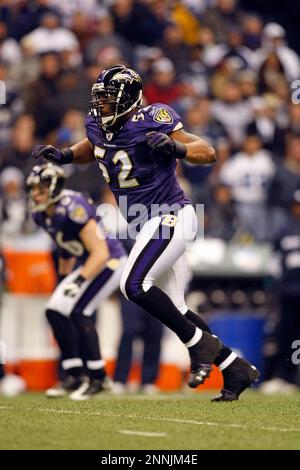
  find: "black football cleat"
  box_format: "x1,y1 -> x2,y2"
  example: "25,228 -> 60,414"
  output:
70,376 -> 112,401
46,375 -> 87,398
188,331 -> 222,388
211,358 -> 260,402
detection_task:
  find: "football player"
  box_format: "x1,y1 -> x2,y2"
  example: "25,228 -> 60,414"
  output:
26,163 -> 127,400
31,65 -> 259,400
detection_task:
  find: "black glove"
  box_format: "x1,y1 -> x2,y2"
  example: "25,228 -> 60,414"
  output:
31,145 -> 74,164
146,131 -> 187,159
63,274 -> 86,298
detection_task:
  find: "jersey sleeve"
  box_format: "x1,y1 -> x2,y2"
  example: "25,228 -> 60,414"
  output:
145,103 -> 183,134
66,195 -> 96,236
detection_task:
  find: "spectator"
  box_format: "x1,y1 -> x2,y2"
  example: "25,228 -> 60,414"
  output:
257,23 -> 300,84
48,0 -> 101,27
201,0 -> 244,44
110,0 -> 168,47
0,114 -> 36,176
160,23 -> 192,78
269,132 -> 300,236
212,79 -> 253,149
24,52 -> 63,137
261,190 -> 300,394
0,21 -> 22,66
249,93 -> 283,152
21,11 -> 80,58
47,109 -> 86,147
0,62 -> 24,148
220,129 -> 274,240
179,43 -> 209,97
273,103 -> 300,158
242,13 -> 263,51
48,110 -> 103,202
206,184 -> 239,241
170,0 -> 200,46
143,57 -> 183,105
181,97 -> 228,204
84,11 -> 133,66
257,52 -> 287,95
204,27 -> 256,71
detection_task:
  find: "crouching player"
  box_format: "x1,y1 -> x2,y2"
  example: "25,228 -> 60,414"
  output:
26,163 -> 127,400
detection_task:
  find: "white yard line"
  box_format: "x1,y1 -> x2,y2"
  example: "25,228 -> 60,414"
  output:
119,430 -> 166,437
0,404 -> 299,434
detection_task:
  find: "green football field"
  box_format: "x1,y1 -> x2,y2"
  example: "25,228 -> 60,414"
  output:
1,391 -> 300,450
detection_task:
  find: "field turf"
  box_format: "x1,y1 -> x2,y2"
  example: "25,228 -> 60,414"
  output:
0,391 -> 300,450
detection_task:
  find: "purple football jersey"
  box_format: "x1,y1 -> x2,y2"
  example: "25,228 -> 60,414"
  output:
85,103 -> 191,224
33,190 -> 125,262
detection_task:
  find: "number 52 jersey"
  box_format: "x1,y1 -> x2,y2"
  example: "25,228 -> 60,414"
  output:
85,103 -> 191,223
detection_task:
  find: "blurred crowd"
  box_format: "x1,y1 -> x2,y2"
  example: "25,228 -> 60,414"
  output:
0,0 -> 300,243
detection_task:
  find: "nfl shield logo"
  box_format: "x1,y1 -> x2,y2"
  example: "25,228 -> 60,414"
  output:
106,133 -> 113,141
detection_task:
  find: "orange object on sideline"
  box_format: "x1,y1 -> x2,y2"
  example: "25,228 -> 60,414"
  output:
156,364 -> 184,391
3,249 -> 56,294
18,360 -> 58,390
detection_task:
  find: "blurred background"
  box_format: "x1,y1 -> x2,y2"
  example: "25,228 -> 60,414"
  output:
1,0 -> 300,396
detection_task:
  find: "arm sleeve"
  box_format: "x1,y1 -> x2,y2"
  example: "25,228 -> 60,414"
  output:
146,103 -> 183,134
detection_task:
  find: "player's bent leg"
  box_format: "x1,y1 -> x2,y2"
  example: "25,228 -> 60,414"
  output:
45,309 -> 85,397
70,312 -> 107,400
159,256 -> 259,397
68,258 -> 127,400
120,208 -> 221,387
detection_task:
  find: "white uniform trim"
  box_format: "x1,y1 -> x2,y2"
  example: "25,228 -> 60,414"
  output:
184,327 -> 203,348
218,352 -> 237,371
86,359 -> 105,370
62,358 -> 83,370
120,205 -> 197,315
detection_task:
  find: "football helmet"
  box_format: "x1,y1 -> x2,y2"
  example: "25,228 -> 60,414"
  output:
26,163 -> 65,212
89,64 -> 143,130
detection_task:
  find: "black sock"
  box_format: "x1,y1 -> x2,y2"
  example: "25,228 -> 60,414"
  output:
130,286 -> 196,343
65,366 -> 83,378
72,314 -> 105,379
0,363 -> 5,380
185,310 -> 234,368
46,309 -> 80,361
185,310 -> 212,334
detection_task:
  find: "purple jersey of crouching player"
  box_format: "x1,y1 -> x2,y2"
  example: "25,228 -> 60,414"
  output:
33,189 -> 125,263
85,103 -> 191,224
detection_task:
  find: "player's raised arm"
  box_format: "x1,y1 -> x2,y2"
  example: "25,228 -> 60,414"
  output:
146,128 -> 216,165
70,138 -> 95,164
31,138 -> 94,165
170,129 -> 216,165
